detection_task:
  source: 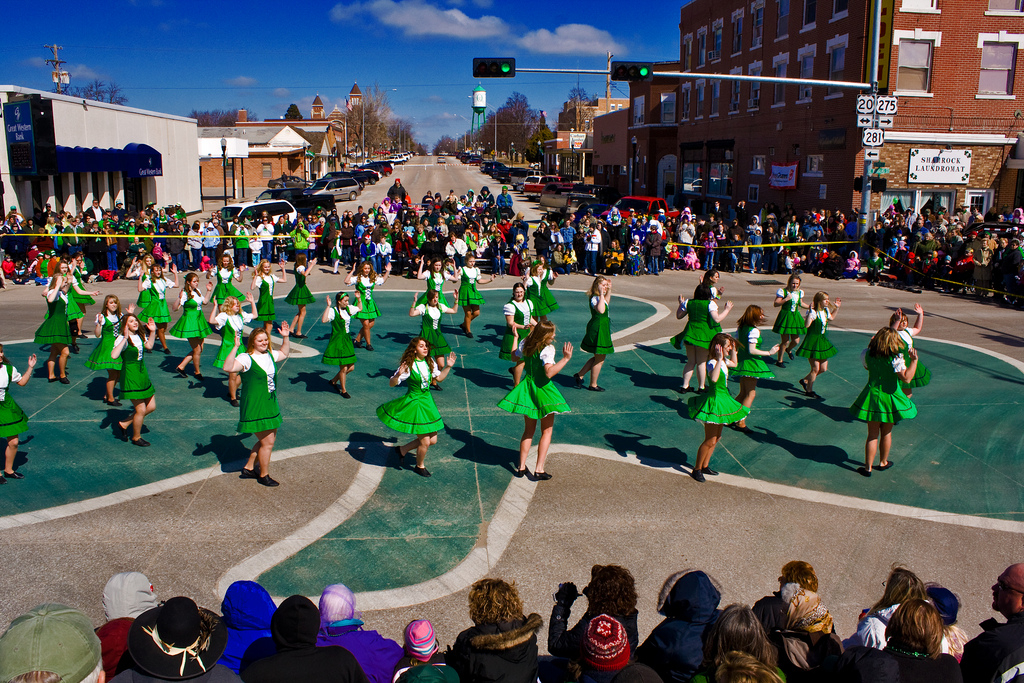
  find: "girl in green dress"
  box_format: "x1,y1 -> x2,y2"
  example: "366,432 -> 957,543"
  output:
455,253 -> 495,338
209,292 -> 257,407
498,320 -> 573,481
416,257 -> 456,309
139,262 -> 178,354
34,260 -> 74,384
731,305 -> 781,432
251,259 -> 288,335
796,291 -> 841,398
170,273 -> 214,380
345,260 -> 391,351
675,284 -> 734,393
378,337 -> 457,478
501,283 -> 536,387
889,303 -> 930,398
408,290 -> 459,390
130,254 -> 155,313
849,327 -> 918,477
524,258 -> 559,320
222,324 -> 292,487
207,253 -> 244,305
86,295 -> 133,406
68,252 -> 100,353
285,254 -> 317,339
573,276 -> 614,392
0,345 -> 37,480
320,291 -> 362,398
111,313 -> 158,447
771,274 -> 809,367
688,333 -> 749,483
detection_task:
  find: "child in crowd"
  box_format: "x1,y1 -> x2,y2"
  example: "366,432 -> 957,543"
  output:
667,245 -> 682,270
627,238 -> 643,276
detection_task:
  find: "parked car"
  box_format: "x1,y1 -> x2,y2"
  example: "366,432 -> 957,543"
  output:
267,174 -> 309,189
538,181 -> 580,212
360,161 -> 393,176
255,188 -> 335,215
304,177 -> 361,202
523,175 -> 566,200
508,168 -> 530,190
466,155 -> 483,165
437,156 -> 447,164
220,199 -> 298,225
601,196 -> 681,222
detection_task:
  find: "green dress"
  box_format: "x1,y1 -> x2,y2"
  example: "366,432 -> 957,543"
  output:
898,329 -> 931,388
772,289 -> 806,335
212,268 -> 244,304
687,362 -> 749,424
0,364 -> 29,438
322,305 -> 358,365
849,351 -> 918,424
285,269 -> 316,305
456,267 -> 486,306
498,343 -> 570,419
237,351 -> 283,433
673,299 -> 720,350
499,300 -> 534,361
213,312 -> 254,370
67,271 -> 93,321
118,334 -> 155,400
354,276 -> 382,320
733,326 -> 775,379
85,314 -> 122,371
376,359 -> 444,434
526,271 -> 559,316
580,295 -> 614,355
417,304 -> 452,356
416,272 -> 451,308
169,291 -> 212,339
34,292 -> 73,346
136,275 -> 154,311
142,278 -> 174,324
795,310 -> 837,360
255,275 -> 278,322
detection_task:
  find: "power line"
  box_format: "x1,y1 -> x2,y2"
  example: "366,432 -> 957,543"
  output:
43,44 -> 69,95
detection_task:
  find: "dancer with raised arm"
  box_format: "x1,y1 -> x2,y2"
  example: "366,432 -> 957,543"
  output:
731,305 -> 780,432
673,284 -> 734,393
573,276 -> 614,392
285,255 -> 317,339
252,259 -> 287,335
139,262 -> 178,354
86,295 -> 134,406
67,252 -> 100,352
208,253 -> 244,306
170,274 -> 213,380
416,257 -> 456,308
0,346 -> 37,480
34,260 -> 73,384
455,253 -> 495,338
525,257 -> 559,320
321,291 -> 362,398
687,333 -> 749,483
889,303 -> 930,398
346,260 -> 391,351
111,314 -> 158,447
209,292 -> 257,407
795,292 -> 841,398
408,290 -> 459,391
500,283 -> 536,386
771,274 -> 808,367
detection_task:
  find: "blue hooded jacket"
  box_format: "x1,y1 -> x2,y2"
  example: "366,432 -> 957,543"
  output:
635,571 -> 722,683
219,580 -> 278,673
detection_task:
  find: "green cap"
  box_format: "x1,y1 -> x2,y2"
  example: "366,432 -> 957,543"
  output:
0,604 -> 101,683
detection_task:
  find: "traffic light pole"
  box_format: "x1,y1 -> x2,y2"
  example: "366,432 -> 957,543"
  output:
858,0 -> 884,240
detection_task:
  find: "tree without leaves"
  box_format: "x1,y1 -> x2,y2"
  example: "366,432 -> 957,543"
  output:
68,79 -> 128,105
187,108 -> 259,127
284,103 -> 302,120
432,136 -> 458,155
477,92 -> 542,160
564,86 -> 596,133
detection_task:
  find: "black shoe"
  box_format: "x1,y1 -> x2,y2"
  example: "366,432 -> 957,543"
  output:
257,474 -> 280,487
431,383 -> 443,391
573,373 -> 584,389
857,466 -> 872,477
799,378 -> 809,391
775,361 -> 785,368
514,467 -> 530,478
340,391 -> 351,399
587,385 -> 606,392
49,377 -> 58,383
690,469 -> 706,483
292,333 -> 307,339
162,347 -> 171,354
787,350 -> 795,360
413,466 -> 432,478
240,467 -> 258,479
702,467 -> 719,476
3,470 -> 25,480
115,422 -> 128,442
0,476 -> 7,485
533,471 -> 553,481
104,398 -> 123,407
365,344 -> 374,351
176,368 -> 188,378
70,345 -> 80,354
194,373 -> 204,380
59,376 -> 70,384
466,332 -> 474,338
130,438 -> 151,447
230,398 -> 240,407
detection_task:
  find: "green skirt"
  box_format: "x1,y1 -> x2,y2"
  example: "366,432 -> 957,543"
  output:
421,325 -> 452,356
34,313 -> 73,346
169,310 -> 212,339
377,390 -> 444,434
85,332 -> 121,371
322,330 -> 357,365
237,394 -> 282,433
849,386 -> 918,424
531,288 -> 559,317
66,295 -> 87,321
688,391 -> 749,425
285,284 -> 316,306
497,377 -> 570,420
680,321 -> 718,350
415,290 -> 451,309
795,332 -> 837,360
212,281 -> 244,303
772,309 -> 806,336
499,326 -> 528,361
137,289 -> 153,311
0,396 -> 29,438
255,292 -> 276,322
144,299 -> 172,325
904,359 -> 932,389
733,357 -> 775,379
457,283 -> 486,306
355,298 -> 380,320
581,316 -> 614,355
120,363 -> 155,401
214,329 -> 243,370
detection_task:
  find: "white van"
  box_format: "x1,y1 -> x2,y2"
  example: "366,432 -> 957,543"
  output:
219,199 -> 298,225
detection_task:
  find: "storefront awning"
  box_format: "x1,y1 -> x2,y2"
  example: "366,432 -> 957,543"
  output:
56,143 -> 163,178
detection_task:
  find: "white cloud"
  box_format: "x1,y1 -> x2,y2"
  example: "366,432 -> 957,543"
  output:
225,76 -> 259,87
518,23 -> 626,55
330,0 -> 507,38
68,63 -> 103,81
423,94 -> 445,103
329,2 -> 365,22
22,57 -> 46,68
273,88 -> 291,98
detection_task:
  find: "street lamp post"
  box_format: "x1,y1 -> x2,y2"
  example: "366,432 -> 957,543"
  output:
220,137 -> 228,207
510,142 -> 515,164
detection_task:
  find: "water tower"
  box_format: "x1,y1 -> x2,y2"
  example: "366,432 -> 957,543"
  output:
471,85 -> 487,145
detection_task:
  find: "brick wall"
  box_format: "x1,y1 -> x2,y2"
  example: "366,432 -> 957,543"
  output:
199,153 -> 304,199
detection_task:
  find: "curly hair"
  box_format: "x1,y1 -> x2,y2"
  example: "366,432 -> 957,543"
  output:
584,565 -> 638,617
468,578 -> 524,625
779,561 -> 818,593
399,337 -> 436,374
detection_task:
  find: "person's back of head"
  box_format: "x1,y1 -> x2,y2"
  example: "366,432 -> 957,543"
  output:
272,595 -> 321,651
870,565 -> 926,615
0,604 -> 103,683
778,562 -> 817,593
703,605 -> 776,671
468,578 -> 524,625
715,652 -> 783,683
884,599 -> 943,658
102,571 -> 158,621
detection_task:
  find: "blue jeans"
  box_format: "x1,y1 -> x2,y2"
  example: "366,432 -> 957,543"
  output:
190,248 -> 202,270
750,251 -> 762,272
203,247 -> 216,264
235,247 -> 249,267
585,250 -> 598,274
766,250 -> 779,273
106,245 -> 119,271
261,242 -> 273,262
648,254 -> 661,275
492,253 -> 505,275
341,245 -> 353,266
703,249 -> 715,271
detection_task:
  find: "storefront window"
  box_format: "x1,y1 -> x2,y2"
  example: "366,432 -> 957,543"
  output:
880,191 -> 914,214
918,191 -> 951,215
708,162 -> 734,197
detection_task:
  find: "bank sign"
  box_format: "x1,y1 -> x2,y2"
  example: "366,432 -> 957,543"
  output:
3,101 -> 37,175
908,148 -> 972,184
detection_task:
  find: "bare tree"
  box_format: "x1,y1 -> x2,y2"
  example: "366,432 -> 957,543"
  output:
187,108 -> 259,126
352,83 -> 397,157
564,86 -> 596,133
477,92 -> 541,159
432,136 -> 458,155
69,79 -> 129,105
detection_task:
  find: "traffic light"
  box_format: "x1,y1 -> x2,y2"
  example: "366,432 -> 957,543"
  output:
610,61 -> 653,82
473,58 -> 516,78
854,177 -> 887,192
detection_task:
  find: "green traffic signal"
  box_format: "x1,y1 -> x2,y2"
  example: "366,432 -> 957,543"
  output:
610,61 -> 654,82
472,58 -> 516,78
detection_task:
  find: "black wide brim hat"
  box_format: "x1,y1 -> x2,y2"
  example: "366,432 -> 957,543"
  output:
127,598 -> 228,680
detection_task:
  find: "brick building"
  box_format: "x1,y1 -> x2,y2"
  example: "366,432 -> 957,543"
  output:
543,96 -> 629,180
623,0 -> 1024,219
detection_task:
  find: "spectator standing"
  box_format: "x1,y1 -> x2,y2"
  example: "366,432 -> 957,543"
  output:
959,563 -> 1024,683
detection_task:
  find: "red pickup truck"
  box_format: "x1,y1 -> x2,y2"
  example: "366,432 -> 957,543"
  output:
601,196 -> 681,222
523,175 -> 566,200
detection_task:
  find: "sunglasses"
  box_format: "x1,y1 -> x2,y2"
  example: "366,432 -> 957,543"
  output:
996,580 -> 1023,595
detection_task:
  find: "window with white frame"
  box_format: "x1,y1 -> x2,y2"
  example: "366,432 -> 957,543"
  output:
749,66 -> 762,107
710,80 -> 721,114
833,0 -> 849,14
681,86 -> 691,120
733,14 -> 744,53
828,43 -> 846,95
901,0 -> 937,10
979,42 -> 1017,94
684,37 -> 693,71
988,0 -> 1022,10
777,0 -> 790,39
805,155 -> 824,175
696,81 -> 706,117
897,39 -> 933,92
774,59 -> 788,104
752,155 -> 766,173
798,50 -> 815,100
661,92 -> 677,123
752,2 -> 764,47
712,24 -> 723,60
633,96 -> 645,125
698,31 -> 708,66
804,0 -> 817,26
730,80 -> 742,111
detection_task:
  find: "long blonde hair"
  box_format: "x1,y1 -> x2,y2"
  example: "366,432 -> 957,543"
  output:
252,259 -> 271,281
588,275 -> 608,298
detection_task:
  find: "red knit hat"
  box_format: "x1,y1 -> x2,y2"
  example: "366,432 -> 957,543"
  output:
582,615 -> 630,671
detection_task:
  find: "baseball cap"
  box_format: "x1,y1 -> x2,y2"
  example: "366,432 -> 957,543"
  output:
0,604 -> 101,683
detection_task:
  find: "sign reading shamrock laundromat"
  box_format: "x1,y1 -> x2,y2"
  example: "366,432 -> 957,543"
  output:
908,148 -> 972,184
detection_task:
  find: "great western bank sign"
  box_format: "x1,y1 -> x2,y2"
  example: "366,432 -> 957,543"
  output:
908,148 -> 972,184
4,101 -> 37,175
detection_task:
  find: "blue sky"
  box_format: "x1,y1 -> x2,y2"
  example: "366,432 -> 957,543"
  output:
1,0 -> 684,147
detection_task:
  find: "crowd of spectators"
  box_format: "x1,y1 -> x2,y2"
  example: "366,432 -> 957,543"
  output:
2,561 -> 1022,683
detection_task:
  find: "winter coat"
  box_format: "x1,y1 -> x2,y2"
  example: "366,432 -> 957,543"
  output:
317,620 -> 404,683
447,613 -> 542,683
752,592 -> 790,634
843,604 -> 899,650
835,645 -> 962,683
959,612 -> 1024,683
770,629 -> 843,683
635,572 -> 721,683
548,608 -> 640,660
111,665 -> 242,683
241,596 -> 369,683
219,581 -> 278,674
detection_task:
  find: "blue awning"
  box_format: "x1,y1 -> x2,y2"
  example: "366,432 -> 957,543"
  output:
55,143 -> 163,178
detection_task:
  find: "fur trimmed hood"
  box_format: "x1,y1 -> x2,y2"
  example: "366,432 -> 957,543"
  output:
468,613 -> 543,651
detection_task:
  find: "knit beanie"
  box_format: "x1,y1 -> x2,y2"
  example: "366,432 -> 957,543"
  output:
582,615 -> 630,671
405,619 -> 438,661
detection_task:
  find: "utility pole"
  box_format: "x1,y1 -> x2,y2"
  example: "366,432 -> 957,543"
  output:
858,0 -> 884,239
44,44 -> 69,95
605,52 -> 612,114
